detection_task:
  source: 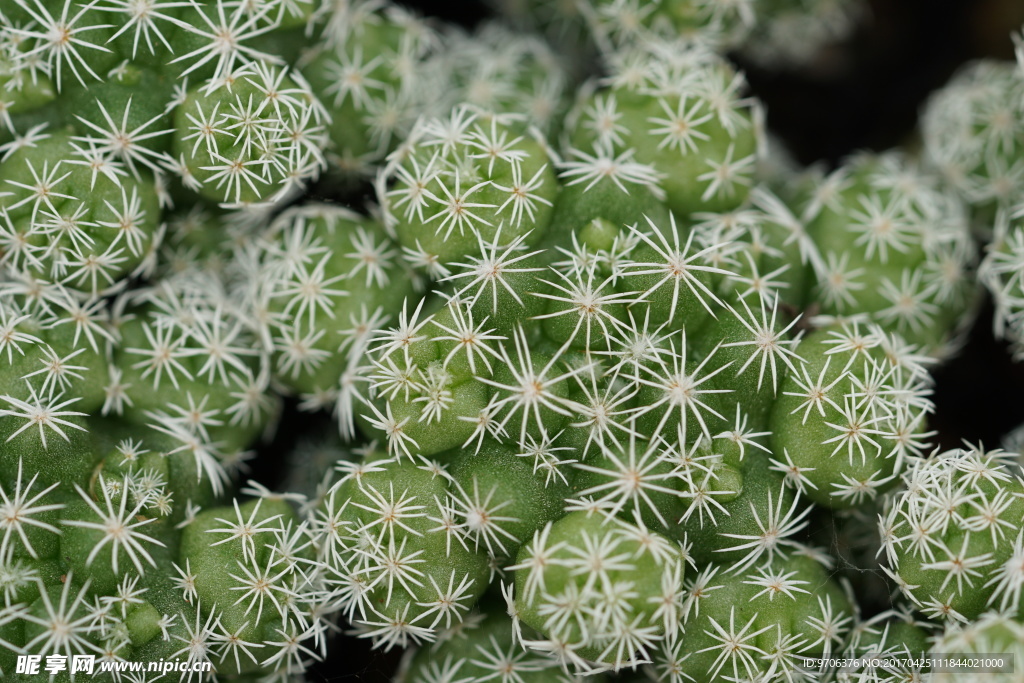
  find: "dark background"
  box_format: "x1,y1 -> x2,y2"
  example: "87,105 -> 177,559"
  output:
290,0 -> 1024,678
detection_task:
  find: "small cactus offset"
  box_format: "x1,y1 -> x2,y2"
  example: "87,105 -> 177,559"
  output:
881,446 -> 1024,624
921,59 -> 1024,223
0,1 -> 1022,682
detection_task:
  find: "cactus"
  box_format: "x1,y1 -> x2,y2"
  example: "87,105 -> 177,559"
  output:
881,446 -> 1024,624
793,152 -> 978,358
837,608 -> 933,682
921,60 -> 1024,225
980,210 -> 1024,360
0,1 -> 1013,682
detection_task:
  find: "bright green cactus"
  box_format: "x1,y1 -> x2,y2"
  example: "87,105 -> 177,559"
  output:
1,0 -> 331,219
432,22 -> 572,138
0,130 -> 162,295
349,96 -> 944,676
510,510 -> 688,671
495,0 -> 865,73
577,0 -> 759,51
837,608 -> 933,682
654,551 -> 853,682
170,62 -> 329,206
299,0 -> 438,176
315,449 -> 495,652
0,446 -> 333,681
0,1 -> 348,671
398,602 -> 587,683
247,202 -> 416,412
924,52 -> 1024,361
768,320 -> 934,508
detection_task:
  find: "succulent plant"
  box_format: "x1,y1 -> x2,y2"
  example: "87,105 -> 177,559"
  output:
377,104 -> 560,269
0,1 -> 1020,682
921,59 -> 1024,225
792,152 -> 978,358
564,39 -> 762,218
299,0 -> 439,177
881,446 -> 1024,624
0,1 -> 343,679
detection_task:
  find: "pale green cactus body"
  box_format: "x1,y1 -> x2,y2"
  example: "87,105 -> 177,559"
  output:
981,212 -> 1024,360
797,152 -> 978,356
300,1 -> 439,175
838,610 -> 933,682
882,447 -> 1024,624
378,105 -> 560,268
657,552 -> 853,683
922,60 -> 1024,222
565,40 -> 762,218
511,509 -> 689,670
769,322 -> 933,507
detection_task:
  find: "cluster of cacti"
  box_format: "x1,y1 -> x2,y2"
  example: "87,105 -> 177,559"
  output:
0,0 -> 383,679
2,0 -> 1024,682
927,60 -> 1024,683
